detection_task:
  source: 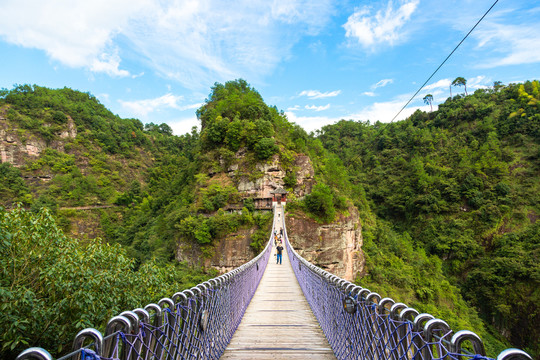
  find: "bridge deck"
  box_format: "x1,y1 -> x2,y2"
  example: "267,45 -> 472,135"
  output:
220,207 -> 336,360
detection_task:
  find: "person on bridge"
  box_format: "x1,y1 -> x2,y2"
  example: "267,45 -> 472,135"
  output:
276,243 -> 283,264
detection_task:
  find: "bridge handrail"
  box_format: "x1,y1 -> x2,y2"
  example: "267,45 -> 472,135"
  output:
16,213 -> 278,360
280,214 -> 532,360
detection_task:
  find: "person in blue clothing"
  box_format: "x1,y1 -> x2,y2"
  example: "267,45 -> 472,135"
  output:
276,243 -> 283,264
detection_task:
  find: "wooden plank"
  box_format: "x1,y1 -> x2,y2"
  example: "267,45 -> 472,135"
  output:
220,206 -> 336,360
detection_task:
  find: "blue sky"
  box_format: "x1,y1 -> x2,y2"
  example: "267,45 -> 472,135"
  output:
0,0 -> 539,135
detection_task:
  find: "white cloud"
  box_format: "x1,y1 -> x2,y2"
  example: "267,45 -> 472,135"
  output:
372,78 -> 393,89
287,91 -> 427,131
363,92 -> 376,97
0,0 -> 334,85
284,111 -> 342,132
422,76 -> 491,98
119,94 -> 201,118
305,104 -> 330,111
0,0 -> 146,76
359,75 -> 491,123
90,50 -> 130,77
168,116 -> 200,136
119,0 -> 335,88
351,97 -> 428,123
270,0 -> 334,34
420,80 -> 450,103
287,105 -> 301,111
466,75 -> 491,90
474,20 -> 540,67
343,0 -> 419,48
424,79 -> 452,91
298,90 -> 341,99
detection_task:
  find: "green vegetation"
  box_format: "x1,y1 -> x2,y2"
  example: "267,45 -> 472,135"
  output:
249,211 -> 274,252
0,206 -> 214,360
1,79 -> 538,357
318,80 -> 540,357
0,163 -> 31,205
0,84 -> 204,264
286,142 -> 351,223
0,82 -> 280,266
197,79 -> 279,159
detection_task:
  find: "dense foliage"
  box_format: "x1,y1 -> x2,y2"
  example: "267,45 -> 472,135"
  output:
0,163 -> 30,204
0,84 -> 190,216
0,206 -> 213,360
1,80 -> 538,357
197,79 -> 279,159
318,81 -> 540,356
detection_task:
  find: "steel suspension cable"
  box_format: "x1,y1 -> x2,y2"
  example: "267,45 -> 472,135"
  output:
390,0 -> 499,122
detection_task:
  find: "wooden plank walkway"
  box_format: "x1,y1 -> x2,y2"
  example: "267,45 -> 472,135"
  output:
220,206 -> 336,360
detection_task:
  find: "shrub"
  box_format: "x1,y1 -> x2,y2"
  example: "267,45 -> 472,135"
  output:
0,206 -> 212,359
254,137 -> 278,159
304,183 -> 336,222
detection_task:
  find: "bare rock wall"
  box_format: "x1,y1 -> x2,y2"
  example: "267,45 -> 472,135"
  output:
286,207 -> 364,281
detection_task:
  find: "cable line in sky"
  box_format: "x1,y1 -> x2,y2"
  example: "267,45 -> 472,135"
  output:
390,0 -> 500,123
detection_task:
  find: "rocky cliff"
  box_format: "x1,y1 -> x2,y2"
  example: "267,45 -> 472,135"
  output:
176,150 -> 307,272
286,206 -> 364,281
0,111 -> 77,167
177,227 -> 259,272
176,150 -> 365,279
229,151 -> 315,200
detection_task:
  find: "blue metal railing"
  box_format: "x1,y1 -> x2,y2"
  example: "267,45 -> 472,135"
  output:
280,213 -> 532,360
16,215 -> 276,360
16,207 -> 533,360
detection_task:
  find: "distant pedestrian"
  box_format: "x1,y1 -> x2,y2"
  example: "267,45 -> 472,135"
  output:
280,228 -> 283,236
276,244 -> 283,264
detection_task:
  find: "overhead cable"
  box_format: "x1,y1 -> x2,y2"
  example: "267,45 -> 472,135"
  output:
390,0 -> 499,122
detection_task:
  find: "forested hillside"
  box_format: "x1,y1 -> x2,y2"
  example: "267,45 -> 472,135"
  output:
0,81 -> 356,359
318,81 -> 540,357
0,206 -> 213,359
1,80 -> 538,358
0,84 -> 200,263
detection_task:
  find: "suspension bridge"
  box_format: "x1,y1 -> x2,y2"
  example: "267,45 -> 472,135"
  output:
16,205 -> 532,360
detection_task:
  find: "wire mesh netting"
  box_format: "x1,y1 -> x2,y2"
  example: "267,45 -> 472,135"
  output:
16,208 -> 532,360
282,215 -> 531,360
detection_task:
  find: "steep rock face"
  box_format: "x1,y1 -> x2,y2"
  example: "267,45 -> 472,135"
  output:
230,152 -> 315,200
177,228 -> 258,273
234,154 -> 284,198
0,128 -> 46,165
286,206 -> 364,281
0,115 -> 77,166
177,150 -> 365,279
227,150 -> 315,198
293,155 -> 315,197
176,151 -> 317,273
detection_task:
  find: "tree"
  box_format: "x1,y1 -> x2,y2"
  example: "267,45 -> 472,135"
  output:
0,206 -> 212,359
304,183 -> 336,222
158,123 -> 173,135
0,163 -> 30,204
423,94 -> 433,112
254,137 -> 278,159
452,77 -> 468,96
